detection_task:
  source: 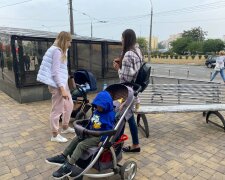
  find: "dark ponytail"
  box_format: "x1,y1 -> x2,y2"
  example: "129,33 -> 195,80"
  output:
118,29 -> 137,68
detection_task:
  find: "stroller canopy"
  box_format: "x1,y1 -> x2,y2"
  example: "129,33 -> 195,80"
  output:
74,69 -> 97,91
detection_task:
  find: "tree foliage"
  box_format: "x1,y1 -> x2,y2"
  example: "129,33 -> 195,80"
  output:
182,27 -> 207,41
170,37 -> 192,54
202,39 -> 225,53
158,42 -> 165,49
187,41 -> 203,54
137,37 -> 148,54
170,26 -> 225,55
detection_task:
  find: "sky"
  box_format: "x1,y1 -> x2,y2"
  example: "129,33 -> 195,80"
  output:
1,0 -> 225,42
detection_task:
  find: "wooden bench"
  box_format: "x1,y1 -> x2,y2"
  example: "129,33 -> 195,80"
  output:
135,83 -> 225,137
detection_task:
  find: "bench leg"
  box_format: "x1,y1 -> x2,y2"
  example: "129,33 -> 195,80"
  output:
137,114 -> 150,138
206,111 -> 225,131
203,111 -> 206,117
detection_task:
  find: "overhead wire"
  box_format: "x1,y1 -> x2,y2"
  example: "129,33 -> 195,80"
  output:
76,0 -> 225,29
0,0 -> 32,9
154,0 -> 225,16
2,0 -> 225,31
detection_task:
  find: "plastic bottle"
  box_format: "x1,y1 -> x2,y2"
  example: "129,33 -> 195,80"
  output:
85,82 -> 90,91
103,83 -> 107,90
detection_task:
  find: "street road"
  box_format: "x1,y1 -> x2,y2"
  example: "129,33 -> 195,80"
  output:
150,64 -> 223,82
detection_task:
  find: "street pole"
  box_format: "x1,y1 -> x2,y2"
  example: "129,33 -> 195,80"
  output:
68,0 -> 74,35
91,21 -> 93,38
148,0 -> 153,63
81,12 -> 107,38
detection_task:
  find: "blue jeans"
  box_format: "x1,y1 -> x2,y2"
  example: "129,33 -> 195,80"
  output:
210,69 -> 225,82
127,115 -> 139,145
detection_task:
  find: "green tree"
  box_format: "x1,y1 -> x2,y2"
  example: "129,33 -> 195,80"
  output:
170,37 -> 192,55
187,41 -> 203,54
158,42 -> 165,49
182,27 -> 207,41
203,39 -> 225,53
137,37 -> 148,54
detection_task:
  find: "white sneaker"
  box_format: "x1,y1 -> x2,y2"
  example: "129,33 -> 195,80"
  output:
51,134 -> 68,143
61,127 -> 75,134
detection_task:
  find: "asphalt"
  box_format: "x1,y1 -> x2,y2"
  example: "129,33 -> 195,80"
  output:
1,90 -> 225,179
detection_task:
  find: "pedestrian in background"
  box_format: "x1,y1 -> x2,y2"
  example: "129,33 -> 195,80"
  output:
113,29 -> 142,152
37,31 -> 74,143
24,53 -> 30,71
210,51 -> 225,83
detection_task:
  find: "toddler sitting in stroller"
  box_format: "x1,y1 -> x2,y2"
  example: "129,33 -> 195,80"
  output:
46,90 -> 116,179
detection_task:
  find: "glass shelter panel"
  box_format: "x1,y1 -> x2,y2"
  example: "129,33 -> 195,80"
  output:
0,33 -> 15,84
104,44 -> 121,78
91,44 -> 102,78
77,43 -> 90,70
18,40 -> 49,86
69,42 -> 76,73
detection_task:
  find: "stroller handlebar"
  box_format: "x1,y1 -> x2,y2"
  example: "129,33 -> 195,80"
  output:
73,120 -> 117,138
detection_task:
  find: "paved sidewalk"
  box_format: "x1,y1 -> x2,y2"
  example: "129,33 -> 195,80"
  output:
1,91 -> 225,179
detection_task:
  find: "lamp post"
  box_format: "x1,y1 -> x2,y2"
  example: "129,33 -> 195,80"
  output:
68,0 -> 74,35
90,20 -> 108,38
148,0 -> 153,62
82,13 -> 107,38
91,21 -> 93,38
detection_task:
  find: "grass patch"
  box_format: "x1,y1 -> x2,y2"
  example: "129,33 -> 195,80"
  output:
145,57 -> 206,66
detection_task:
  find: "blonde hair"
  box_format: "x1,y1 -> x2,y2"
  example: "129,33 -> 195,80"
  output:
54,31 -> 72,61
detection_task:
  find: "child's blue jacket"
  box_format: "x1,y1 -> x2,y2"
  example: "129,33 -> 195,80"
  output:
88,90 -> 115,141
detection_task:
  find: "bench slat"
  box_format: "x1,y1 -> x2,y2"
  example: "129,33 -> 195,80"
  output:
136,83 -> 225,132
136,104 -> 225,114
139,84 -> 225,106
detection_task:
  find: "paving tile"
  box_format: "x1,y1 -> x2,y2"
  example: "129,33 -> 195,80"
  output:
211,172 -> 225,179
185,166 -> 201,177
198,170 -> 212,179
0,173 -> 14,180
1,90 -> 225,179
192,176 -> 207,180
26,168 -> 40,178
10,168 -> 22,177
15,173 -> 29,180
6,160 -> 21,170
0,165 -> 10,176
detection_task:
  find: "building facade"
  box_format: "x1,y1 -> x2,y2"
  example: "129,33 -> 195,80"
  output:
160,33 -> 182,50
145,36 -> 158,51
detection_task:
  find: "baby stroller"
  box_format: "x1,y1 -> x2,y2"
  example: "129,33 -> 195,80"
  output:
64,84 -> 139,180
70,69 -> 97,120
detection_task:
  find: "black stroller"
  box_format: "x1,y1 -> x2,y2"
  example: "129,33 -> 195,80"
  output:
70,69 -> 97,120
64,84 -> 140,180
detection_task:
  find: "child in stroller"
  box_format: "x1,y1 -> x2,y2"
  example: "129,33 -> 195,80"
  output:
69,69 -> 97,120
46,84 -> 138,180
47,89 -> 115,179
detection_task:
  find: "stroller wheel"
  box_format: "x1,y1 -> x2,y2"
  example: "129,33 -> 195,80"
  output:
120,161 -> 137,180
